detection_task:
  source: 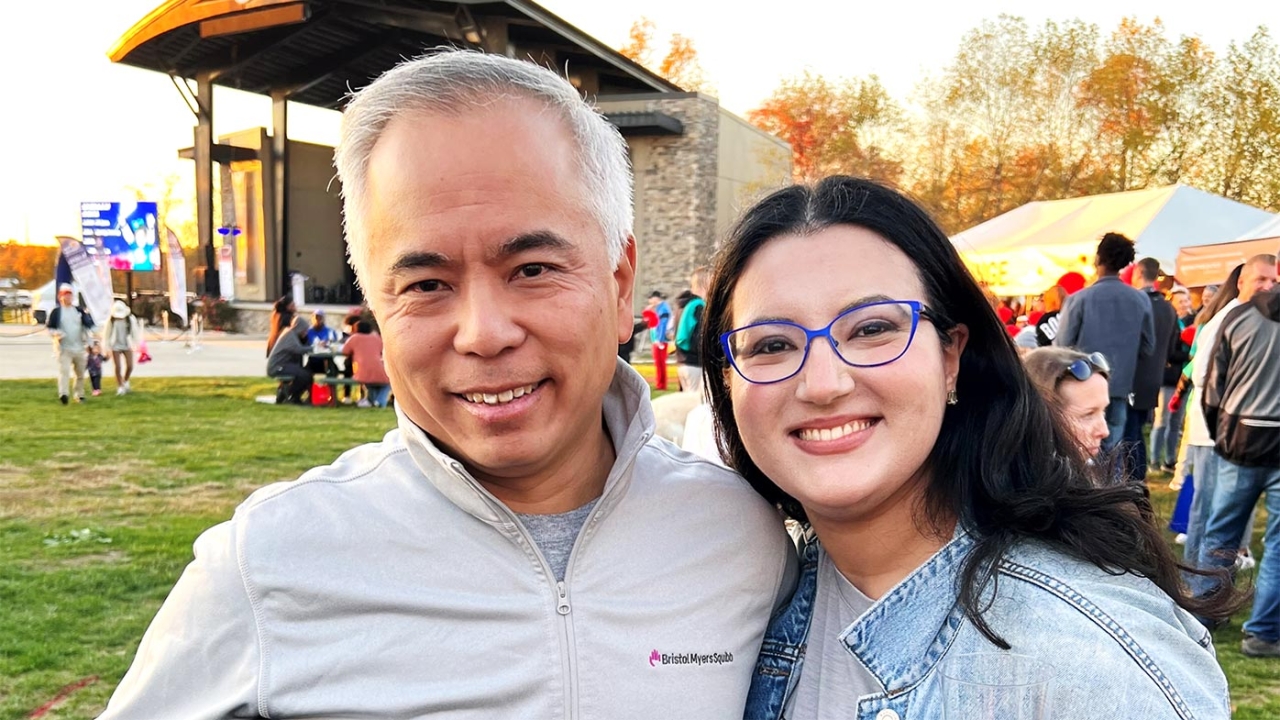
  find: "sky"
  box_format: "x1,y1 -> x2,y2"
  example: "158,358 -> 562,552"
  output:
0,0 -> 1276,246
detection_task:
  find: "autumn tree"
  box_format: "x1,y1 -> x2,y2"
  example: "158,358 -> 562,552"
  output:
1204,27 -> 1280,209
618,17 -> 713,93
747,71 -> 902,185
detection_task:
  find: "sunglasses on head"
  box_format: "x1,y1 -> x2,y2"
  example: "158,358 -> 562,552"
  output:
1064,352 -> 1110,382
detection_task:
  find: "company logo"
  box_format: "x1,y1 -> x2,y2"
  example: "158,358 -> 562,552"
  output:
648,649 -> 734,667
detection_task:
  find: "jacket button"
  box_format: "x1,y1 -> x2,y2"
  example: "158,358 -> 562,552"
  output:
875,710 -> 900,720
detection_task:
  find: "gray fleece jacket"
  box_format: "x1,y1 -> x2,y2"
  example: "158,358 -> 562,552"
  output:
97,361 -> 797,719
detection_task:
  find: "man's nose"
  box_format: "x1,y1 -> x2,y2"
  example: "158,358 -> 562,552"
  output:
452,285 -> 525,357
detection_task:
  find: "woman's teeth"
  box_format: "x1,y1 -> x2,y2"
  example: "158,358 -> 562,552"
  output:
797,419 -> 873,442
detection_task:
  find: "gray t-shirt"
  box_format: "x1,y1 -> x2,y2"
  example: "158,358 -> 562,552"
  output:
517,499 -> 599,582
786,548 -> 884,717
57,307 -> 86,355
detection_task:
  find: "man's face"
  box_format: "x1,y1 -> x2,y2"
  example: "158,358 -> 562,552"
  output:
362,101 -> 636,485
1172,292 -> 1192,317
57,291 -> 72,307
1238,261 -> 1278,303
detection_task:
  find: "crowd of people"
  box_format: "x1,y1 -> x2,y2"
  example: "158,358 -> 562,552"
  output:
45,284 -> 143,403
93,50 -> 1275,719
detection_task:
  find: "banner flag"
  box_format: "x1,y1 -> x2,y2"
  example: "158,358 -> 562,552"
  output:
165,227 -> 188,325
56,235 -> 113,328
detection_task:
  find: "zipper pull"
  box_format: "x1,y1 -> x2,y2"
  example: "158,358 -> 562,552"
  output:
556,581 -> 571,615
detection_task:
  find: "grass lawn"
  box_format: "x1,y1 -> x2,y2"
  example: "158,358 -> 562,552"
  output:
1,375 -> 1276,718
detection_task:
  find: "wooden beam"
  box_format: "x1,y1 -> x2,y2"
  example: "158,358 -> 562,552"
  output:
199,3 -> 309,39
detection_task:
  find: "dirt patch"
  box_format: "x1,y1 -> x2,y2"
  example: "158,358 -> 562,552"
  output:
0,460 -> 253,521
26,549 -> 129,570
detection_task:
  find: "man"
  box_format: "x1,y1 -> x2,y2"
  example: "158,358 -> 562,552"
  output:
643,290 -> 672,390
45,283 -> 94,404
1150,288 -> 1195,471
1122,258 -> 1179,481
1054,232 -> 1155,453
1198,253 -> 1279,657
675,267 -> 709,394
98,51 -> 794,718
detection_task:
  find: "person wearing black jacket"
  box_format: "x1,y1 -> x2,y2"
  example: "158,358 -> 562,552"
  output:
1122,258 -> 1179,482
1150,289 -> 1194,470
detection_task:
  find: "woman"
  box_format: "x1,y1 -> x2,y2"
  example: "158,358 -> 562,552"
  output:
265,295 -> 296,358
700,177 -> 1237,719
341,320 -> 392,407
105,300 -> 139,395
1023,347 -> 1111,461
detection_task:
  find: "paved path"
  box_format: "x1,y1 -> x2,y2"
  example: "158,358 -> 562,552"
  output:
0,323 -> 269,380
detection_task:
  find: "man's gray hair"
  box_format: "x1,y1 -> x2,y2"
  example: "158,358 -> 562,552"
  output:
334,49 -> 633,285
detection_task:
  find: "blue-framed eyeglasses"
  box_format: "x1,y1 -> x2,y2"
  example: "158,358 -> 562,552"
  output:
721,300 -> 937,385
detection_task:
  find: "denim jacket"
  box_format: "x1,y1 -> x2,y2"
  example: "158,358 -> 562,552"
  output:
745,529 -> 1230,720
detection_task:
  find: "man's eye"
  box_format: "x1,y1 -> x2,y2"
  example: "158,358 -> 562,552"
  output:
515,264 -> 551,279
408,279 -> 447,293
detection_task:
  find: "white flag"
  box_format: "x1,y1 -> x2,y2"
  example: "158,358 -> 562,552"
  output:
165,227 -> 188,325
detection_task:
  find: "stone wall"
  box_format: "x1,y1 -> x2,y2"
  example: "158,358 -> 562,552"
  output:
599,95 -> 721,308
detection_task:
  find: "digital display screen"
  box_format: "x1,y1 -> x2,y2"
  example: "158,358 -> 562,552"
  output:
80,201 -> 160,271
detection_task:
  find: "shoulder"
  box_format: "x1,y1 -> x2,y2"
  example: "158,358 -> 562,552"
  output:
234,430 -> 414,529
634,436 -> 782,524
983,542 -> 1227,717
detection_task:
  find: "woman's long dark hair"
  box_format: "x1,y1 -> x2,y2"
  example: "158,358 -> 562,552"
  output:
701,176 -> 1240,647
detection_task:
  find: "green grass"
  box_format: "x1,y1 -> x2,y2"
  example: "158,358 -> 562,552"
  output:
0,376 -> 1274,718
1147,479 -> 1279,718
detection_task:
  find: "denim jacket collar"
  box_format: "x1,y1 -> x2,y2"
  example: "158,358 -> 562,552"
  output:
839,530 -> 976,696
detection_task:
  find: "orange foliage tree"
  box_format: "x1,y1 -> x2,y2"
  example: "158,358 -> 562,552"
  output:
619,17 -> 712,93
746,71 -> 902,185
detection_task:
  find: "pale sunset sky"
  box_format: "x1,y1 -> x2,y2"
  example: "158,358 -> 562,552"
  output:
0,0 -> 1275,246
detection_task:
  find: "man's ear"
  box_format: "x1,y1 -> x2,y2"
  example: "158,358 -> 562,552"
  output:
614,235 -> 638,343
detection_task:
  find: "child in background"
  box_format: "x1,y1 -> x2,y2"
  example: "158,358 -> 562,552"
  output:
86,340 -> 105,397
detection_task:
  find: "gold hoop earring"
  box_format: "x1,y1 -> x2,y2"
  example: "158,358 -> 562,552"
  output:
946,389 -> 958,406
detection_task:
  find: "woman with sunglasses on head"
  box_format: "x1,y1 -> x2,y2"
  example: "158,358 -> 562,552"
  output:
703,177 -> 1238,720
1023,348 -> 1112,461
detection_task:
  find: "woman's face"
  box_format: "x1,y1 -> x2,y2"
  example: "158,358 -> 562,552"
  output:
1056,373 -> 1110,458
727,226 -> 966,524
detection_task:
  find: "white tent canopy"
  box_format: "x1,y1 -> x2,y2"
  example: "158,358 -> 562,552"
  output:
951,184 -> 1275,295
1236,213 -> 1280,242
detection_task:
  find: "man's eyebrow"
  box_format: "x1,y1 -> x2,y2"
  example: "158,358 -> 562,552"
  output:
388,251 -> 450,274
488,231 -> 575,262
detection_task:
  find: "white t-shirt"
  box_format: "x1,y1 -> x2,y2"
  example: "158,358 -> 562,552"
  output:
1186,299 -> 1242,447
786,548 -> 884,717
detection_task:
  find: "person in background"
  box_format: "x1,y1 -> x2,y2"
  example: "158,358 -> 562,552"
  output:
1150,288 -> 1194,472
701,176 -> 1235,719
342,320 -> 393,408
1197,253 -> 1279,656
1054,232 -> 1155,453
86,339 -> 105,397
1172,263 -> 1244,568
265,295 -> 296,358
1024,347 -> 1112,461
1195,284 -> 1218,317
305,309 -> 338,375
105,300 -> 140,396
643,290 -> 672,390
674,267 -> 708,394
1123,258 -> 1179,481
1034,285 -> 1067,346
46,283 -> 94,405
267,314 -> 312,404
